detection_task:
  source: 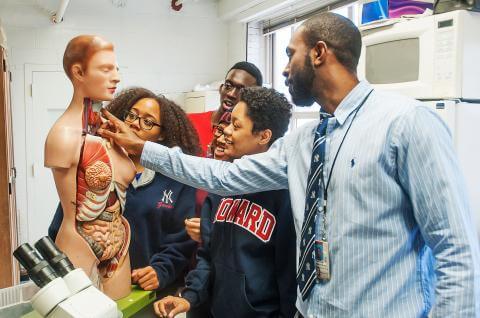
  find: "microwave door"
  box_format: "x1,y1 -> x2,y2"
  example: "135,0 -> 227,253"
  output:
358,15 -> 436,99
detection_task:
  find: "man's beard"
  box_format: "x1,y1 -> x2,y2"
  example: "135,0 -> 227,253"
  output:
288,57 -> 315,107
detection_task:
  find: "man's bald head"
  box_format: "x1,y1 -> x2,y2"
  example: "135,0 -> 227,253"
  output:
301,12 -> 362,73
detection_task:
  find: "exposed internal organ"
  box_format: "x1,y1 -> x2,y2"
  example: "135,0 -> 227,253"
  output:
77,135 -> 113,222
76,134 -> 130,278
85,161 -> 112,190
115,182 -> 127,212
76,200 -> 129,277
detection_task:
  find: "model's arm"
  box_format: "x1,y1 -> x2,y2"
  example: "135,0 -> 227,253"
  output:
45,124 -> 82,217
396,106 -> 480,317
44,125 -> 81,169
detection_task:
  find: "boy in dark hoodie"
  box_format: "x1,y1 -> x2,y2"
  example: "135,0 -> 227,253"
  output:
154,87 -> 297,318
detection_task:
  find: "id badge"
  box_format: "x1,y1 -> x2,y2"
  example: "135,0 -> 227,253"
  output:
315,240 -> 330,281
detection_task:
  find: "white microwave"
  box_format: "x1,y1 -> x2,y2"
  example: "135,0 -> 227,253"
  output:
357,10 -> 480,100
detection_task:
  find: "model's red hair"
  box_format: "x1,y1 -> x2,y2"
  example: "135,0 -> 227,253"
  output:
63,35 -> 114,80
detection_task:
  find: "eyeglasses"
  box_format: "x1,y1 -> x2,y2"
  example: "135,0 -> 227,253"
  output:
222,81 -> 244,92
213,124 -> 226,138
124,110 -> 161,131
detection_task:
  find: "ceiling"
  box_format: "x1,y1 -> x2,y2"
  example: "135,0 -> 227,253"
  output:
0,0 -> 219,28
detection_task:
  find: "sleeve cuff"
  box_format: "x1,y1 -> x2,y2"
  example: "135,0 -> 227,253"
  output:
150,264 -> 169,290
181,289 -> 200,308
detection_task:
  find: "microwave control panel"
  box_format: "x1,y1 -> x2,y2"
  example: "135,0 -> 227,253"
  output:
434,18 -> 455,84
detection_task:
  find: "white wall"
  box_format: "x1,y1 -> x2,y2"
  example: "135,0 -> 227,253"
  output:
0,19 -> 6,48
225,20 -> 266,87
246,22 -> 266,81
226,22 -> 247,67
222,0 -> 272,72
0,0 -> 228,244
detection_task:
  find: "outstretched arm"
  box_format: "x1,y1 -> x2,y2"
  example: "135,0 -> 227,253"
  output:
140,140 -> 289,196
99,109 -> 290,196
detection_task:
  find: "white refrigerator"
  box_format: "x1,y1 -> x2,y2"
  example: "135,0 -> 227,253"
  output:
423,100 -> 480,239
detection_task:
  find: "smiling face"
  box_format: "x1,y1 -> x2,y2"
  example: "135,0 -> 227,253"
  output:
126,98 -> 163,142
222,101 -> 269,159
219,69 -> 257,112
81,50 -> 120,101
282,27 -> 316,107
212,122 -> 231,161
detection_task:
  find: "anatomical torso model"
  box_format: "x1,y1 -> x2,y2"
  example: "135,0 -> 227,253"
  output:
44,35 -> 135,300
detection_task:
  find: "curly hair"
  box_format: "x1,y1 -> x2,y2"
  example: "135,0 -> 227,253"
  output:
106,87 -> 201,156
239,87 -> 292,145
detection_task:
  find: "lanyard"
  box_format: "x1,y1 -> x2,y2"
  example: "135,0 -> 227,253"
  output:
320,89 -> 374,241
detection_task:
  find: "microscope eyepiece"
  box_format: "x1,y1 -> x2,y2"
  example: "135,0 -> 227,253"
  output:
35,236 -> 74,277
13,243 -> 58,288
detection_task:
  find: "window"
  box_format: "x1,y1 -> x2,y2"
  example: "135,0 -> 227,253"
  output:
259,2 -> 359,132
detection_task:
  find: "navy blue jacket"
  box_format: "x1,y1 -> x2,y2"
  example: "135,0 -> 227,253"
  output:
48,169 -> 197,291
183,190 -> 297,318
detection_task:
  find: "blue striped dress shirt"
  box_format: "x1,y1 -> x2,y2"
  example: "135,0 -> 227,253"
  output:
141,81 -> 480,317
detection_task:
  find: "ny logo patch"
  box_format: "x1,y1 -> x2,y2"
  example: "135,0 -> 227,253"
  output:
162,189 -> 173,204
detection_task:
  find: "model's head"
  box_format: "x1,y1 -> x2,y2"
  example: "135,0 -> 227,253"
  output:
106,87 -> 201,156
283,12 -> 361,106
222,87 -> 292,159
63,35 -> 120,101
219,62 -> 263,113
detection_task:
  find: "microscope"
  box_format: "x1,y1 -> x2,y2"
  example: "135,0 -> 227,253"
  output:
13,237 -> 119,318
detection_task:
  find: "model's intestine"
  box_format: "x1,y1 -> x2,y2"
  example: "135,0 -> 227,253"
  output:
76,134 -> 129,278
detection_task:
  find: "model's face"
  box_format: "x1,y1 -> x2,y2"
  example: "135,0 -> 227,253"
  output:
219,69 -> 257,113
82,50 -> 120,101
223,102 -> 266,159
126,98 -> 163,142
212,122 -> 231,161
282,28 -> 316,106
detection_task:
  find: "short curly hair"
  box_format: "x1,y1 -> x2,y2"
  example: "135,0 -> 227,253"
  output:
239,87 -> 292,145
106,87 -> 201,156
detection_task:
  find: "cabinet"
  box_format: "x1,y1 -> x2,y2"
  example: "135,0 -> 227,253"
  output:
0,46 -> 18,287
183,90 -> 220,114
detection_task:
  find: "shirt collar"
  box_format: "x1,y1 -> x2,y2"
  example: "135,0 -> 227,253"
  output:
321,80 -> 372,126
131,168 -> 155,189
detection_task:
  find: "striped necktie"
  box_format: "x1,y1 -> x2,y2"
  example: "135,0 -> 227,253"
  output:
297,111 -> 331,300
